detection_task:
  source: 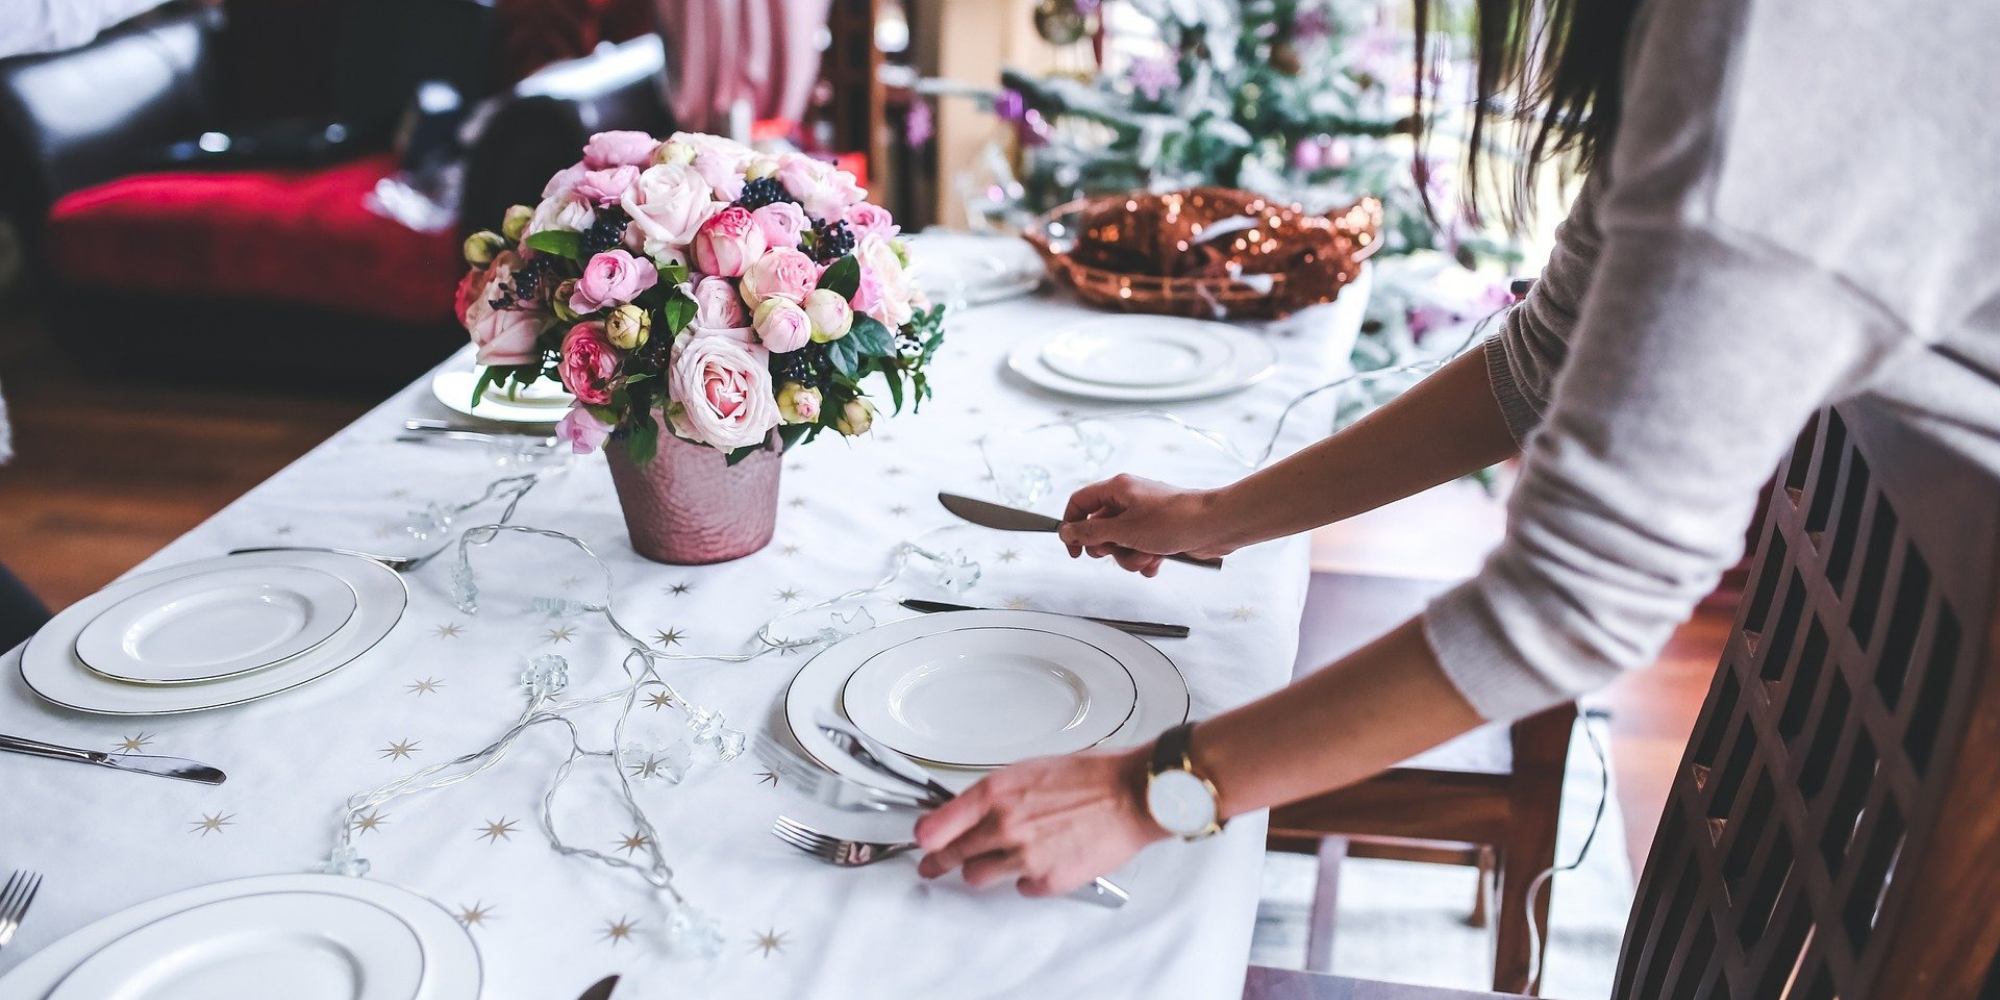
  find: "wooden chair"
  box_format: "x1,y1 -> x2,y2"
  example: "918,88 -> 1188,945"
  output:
1271,573 -> 1576,995
1250,402 -> 2000,998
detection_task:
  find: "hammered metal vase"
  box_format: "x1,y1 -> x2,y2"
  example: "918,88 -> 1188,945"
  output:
605,422 -> 782,564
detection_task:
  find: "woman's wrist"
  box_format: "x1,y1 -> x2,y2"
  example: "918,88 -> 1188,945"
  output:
1200,482 -> 1265,552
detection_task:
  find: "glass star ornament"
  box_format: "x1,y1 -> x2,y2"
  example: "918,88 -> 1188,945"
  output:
530,596 -> 592,619
927,548 -> 981,595
812,607 -> 876,646
667,904 -> 726,958
449,557 -> 480,614
312,843 -> 371,877
620,739 -> 692,784
521,654 -> 570,700
684,706 -> 746,762
405,502 -> 454,540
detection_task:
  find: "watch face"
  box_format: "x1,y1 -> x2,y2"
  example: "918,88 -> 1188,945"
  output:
1147,769 -> 1218,837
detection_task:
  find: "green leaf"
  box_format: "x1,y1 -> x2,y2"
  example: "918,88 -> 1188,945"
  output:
625,414 -> 658,464
817,256 -> 861,299
659,260 -> 689,286
723,444 -> 761,466
470,367 -> 498,408
846,315 -> 894,357
826,335 -> 862,377
883,365 -> 905,414
663,293 -> 696,334
523,229 -> 583,260
777,423 -> 813,450
623,372 -> 652,385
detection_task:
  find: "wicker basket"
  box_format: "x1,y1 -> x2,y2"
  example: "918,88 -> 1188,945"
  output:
1023,187 -> 1381,321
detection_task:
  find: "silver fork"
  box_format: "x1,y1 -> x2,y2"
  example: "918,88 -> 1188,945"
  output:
0,870 -> 43,953
227,545 -> 435,573
772,816 -> 1129,908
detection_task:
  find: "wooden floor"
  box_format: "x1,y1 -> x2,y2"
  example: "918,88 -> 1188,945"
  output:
0,307 -> 1713,877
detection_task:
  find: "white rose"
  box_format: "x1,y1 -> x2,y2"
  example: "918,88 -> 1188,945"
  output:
621,163 -> 721,252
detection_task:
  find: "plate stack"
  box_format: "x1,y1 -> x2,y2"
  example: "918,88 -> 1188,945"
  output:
785,610 -> 1189,793
18,552 -> 407,716
1008,316 -> 1276,403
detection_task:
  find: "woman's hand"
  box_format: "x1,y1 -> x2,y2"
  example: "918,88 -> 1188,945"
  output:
1058,475 -> 1240,577
913,748 -> 1169,896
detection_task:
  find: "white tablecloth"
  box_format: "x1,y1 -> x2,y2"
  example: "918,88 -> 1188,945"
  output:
0,273 -> 1366,999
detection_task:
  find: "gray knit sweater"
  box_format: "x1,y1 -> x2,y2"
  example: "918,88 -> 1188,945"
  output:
1421,0 -> 2000,720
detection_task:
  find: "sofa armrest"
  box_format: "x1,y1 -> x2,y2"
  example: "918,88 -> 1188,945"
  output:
459,34 -> 673,237
0,2 -> 224,233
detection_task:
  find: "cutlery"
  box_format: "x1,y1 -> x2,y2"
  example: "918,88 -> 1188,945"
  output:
575,974 -> 621,1000
0,870 -> 43,953
0,734 -> 226,785
772,816 -> 1131,909
226,545 -> 430,573
937,493 -> 1224,570
755,739 -> 940,813
810,713 -> 1128,908
900,598 -> 1190,639
400,420 -> 559,448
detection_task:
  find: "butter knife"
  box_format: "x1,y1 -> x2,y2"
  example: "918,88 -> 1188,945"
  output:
0,734 -> 225,784
575,974 -> 620,1000
937,493 -> 1223,569
900,599 -> 1190,639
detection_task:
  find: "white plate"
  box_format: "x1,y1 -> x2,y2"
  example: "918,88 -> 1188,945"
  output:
904,231 -> 1045,307
48,892 -> 424,1000
1038,317 -> 1239,388
430,369 -> 573,425
1006,320 -> 1276,402
839,626 -> 1138,767
784,610 -> 1188,793
0,875 -> 479,1000
20,552 -> 406,715
73,567 -> 358,685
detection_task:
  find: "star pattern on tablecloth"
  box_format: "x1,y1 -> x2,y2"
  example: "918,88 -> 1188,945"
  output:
602,915 -> 640,945
1162,443 -> 1181,454
778,543 -> 801,556
274,524 -> 295,536
787,497 -> 809,509
544,625 -> 576,644
884,465 -> 904,477
432,623 -> 464,639
889,504 -> 910,517
559,575 -> 584,589
115,732 -> 154,754
1227,605 -> 1258,621
1004,597 -> 1033,611
644,690 -> 674,711
380,739 -> 420,760
1242,412 -> 1258,423
352,809 -> 389,834
652,628 -> 685,648
407,677 -> 444,695
189,812 -> 234,836
625,754 -> 672,781
774,588 -> 801,603
665,582 -> 694,596
615,831 -> 652,856
756,770 -> 779,787
997,548 -> 1020,563
752,927 -> 789,958
478,817 -> 518,843
456,902 -> 494,927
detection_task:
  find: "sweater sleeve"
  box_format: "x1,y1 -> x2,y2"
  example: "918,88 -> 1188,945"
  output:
1482,175 -> 1608,442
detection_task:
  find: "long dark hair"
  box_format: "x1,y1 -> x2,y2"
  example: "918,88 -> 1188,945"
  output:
1414,0 -> 1641,229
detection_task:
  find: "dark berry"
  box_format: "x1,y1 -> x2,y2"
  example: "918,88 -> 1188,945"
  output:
496,255 -> 557,308
808,219 -> 856,264
580,207 -> 630,258
735,176 -> 794,211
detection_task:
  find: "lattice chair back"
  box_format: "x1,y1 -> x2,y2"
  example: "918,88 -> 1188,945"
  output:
1611,404 -> 2000,999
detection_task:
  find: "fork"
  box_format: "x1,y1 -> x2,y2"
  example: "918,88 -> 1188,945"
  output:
0,870 -> 43,953
754,739 -> 941,813
772,816 -> 1129,908
227,544 -> 434,573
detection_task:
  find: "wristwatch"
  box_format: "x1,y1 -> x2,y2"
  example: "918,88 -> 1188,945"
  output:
1146,722 -> 1224,841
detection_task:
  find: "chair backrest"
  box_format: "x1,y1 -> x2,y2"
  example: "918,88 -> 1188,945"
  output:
1611,404 -> 2000,999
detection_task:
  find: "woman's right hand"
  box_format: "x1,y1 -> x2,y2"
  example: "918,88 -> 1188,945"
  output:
1057,474 -> 1241,577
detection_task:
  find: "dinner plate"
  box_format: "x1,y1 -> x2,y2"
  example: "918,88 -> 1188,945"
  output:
73,566 -> 358,685
19,551 -> 406,715
1006,321 -> 1276,402
47,892 -> 424,1000
429,368 -> 573,425
0,875 -> 479,1000
903,231 -> 1045,307
839,626 -> 1139,767
1038,317 -> 1239,388
784,610 -> 1189,793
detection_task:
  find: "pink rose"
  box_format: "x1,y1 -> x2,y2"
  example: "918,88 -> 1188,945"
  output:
573,165 -> 640,207
558,322 -> 620,405
541,161 -> 588,199
802,287 -> 853,342
555,405 -> 614,454
691,150 -> 746,202
583,130 -> 661,169
569,250 -> 658,314
690,207 -> 767,277
852,234 -> 916,327
776,155 -> 866,221
738,248 -> 820,307
454,267 -> 485,325
526,192 -> 595,236
621,163 -> 720,255
463,252 -> 540,365
667,334 -> 781,450
842,202 -> 900,241
750,202 -> 809,249
689,275 -> 749,332
752,298 -> 812,353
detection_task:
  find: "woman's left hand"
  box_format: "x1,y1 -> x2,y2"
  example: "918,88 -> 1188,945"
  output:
913,748 -> 1170,896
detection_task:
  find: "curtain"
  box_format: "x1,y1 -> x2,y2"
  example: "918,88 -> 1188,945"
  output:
657,0 -> 834,134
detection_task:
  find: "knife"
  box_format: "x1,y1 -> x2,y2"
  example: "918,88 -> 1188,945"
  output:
575,974 -> 620,1000
900,599 -> 1190,639
0,734 -> 226,785
937,493 -> 1223,570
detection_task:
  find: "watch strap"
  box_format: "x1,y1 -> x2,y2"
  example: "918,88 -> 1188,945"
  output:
1151,721 -> 1196,777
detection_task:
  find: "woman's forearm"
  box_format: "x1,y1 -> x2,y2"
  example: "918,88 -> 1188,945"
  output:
1209,347 -> 1518,550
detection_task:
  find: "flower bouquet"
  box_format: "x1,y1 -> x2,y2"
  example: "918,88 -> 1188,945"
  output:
456,130 -> 946,562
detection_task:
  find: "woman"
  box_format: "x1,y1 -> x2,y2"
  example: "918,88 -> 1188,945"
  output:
913,0 -> 2000,896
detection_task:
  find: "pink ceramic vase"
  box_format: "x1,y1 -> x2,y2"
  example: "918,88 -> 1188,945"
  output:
605,418 -> 782,564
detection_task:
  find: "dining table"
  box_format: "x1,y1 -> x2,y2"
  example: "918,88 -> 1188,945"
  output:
0,258 -> 1371,999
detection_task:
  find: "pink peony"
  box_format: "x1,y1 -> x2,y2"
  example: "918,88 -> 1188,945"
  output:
689,275 -> 749,331
691,150 -> 746,202
558,322 -> 620,405
555,404 -> 615,454
750,202 -> 809,249
621,163 -> 720,255
454,267 -> 485,325
776,154 -> 866,222
574,165 -> 640,207
851,234 -> 916,327
753,298 -> 812,353
738,248 -> 820,307
525,192 -> 595,236
841,202 -> 900,241
541,161 -> 588,199
582,130 -> 661,169
690,207 -> 767,277
667,334 -> 781,449
569,250 -> 658,314
463,252 -> 540,365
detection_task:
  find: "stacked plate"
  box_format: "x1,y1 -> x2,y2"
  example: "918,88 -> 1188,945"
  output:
430,367 -> 575,424
1008,315 -> 1277,402
785,610 -> 1189,792
903,230 -> 1046,309
19,551 -> 406,715
0,874 -> 479,1000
